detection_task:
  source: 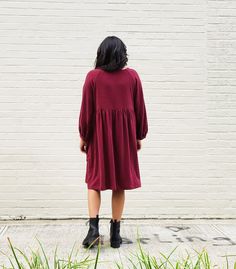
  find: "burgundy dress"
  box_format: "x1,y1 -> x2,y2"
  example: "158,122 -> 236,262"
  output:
78,67 -> 148,191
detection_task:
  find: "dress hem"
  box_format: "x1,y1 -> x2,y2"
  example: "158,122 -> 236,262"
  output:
86,184 -> 141,191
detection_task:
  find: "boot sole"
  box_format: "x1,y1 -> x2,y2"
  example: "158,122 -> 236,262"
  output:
110,238 -> 122,248
83,235 -> 101,248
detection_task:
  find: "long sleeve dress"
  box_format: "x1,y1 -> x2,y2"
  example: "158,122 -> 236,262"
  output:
78,67 -> 148,191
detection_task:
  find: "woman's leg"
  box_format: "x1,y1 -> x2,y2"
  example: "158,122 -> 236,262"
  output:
88,189 -> 101,217
111,190 -> 125,221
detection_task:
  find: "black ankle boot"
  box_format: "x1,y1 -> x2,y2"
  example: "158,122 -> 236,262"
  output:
110,218 -> 122,248
82,214 -> 100,248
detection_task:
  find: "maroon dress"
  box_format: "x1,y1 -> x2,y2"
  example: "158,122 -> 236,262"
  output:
78,67 -> 148,191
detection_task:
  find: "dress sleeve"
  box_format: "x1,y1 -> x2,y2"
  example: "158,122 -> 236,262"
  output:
133,71 -> 148,140
78,71 -> 95,144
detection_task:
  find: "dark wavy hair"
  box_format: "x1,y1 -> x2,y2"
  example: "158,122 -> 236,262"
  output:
94,36 -> 129,72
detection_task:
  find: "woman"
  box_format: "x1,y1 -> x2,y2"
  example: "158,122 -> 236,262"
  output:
78,36 -> 148,248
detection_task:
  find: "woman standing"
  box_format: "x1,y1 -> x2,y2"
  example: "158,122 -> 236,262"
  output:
78,36 -> 148,248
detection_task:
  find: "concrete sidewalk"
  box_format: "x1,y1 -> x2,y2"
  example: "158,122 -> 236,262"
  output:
0,219 -> 236,268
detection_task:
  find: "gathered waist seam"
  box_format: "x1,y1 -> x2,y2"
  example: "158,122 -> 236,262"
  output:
96,108 -> 135,113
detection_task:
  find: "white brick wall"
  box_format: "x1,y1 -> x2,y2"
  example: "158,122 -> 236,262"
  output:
0,0 -> 235,219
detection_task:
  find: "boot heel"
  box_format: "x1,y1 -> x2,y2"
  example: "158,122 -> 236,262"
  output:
110,239 -> 121,248
86,234 -> 101,248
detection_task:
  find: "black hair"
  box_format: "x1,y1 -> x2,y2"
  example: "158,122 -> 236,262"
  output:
94,36 -> 129,72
